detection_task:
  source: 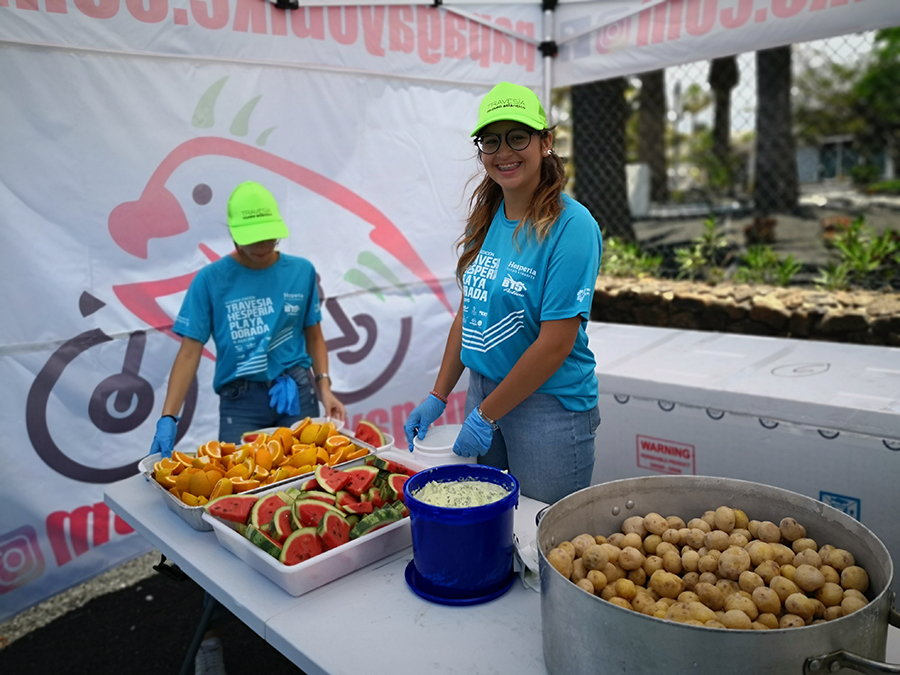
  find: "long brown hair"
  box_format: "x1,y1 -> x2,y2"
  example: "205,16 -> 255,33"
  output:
456,132 -> 567,283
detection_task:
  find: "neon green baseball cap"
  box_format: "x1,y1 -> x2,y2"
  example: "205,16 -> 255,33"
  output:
471,82 -> 547,136
226,181 -> 289,245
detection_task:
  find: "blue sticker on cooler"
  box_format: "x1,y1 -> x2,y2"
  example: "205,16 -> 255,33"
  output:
819,491 -> 861,521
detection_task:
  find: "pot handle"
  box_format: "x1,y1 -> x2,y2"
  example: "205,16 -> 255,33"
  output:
804,601 -> 900,675
535,505 -> 550,527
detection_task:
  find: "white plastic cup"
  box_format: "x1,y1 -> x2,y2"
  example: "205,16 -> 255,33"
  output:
412,424 -> 472,467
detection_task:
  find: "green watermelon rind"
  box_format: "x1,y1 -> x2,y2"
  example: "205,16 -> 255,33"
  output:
349,504 -> 402,540
245,523 -> 284,559
297,490 -> 337,505
279,527 -> 323,566
387,473 -> 409,503
267,505 -> 295,542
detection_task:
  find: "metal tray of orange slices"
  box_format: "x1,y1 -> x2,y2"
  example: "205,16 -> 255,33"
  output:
139,417 -> 382,531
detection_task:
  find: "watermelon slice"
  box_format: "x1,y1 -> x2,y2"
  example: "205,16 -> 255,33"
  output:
365,455 -> 417,477
387,473 -> 409,502
334,490 -> 359,507
354,420 -> 386,447
267,505 -> 295,543
279,527 -> 323,565
349,504 -> 402,539
317,511 -> 351,550
300,477 -> 319,492
291,498 -> 345,528
341,500 -> 374,515
204,494 -> 258,523
250,493 -> 288,529
315,464 -> 351,494
343,465 -> 379,497
298,490 -> 337,506
245,524 -> 284,558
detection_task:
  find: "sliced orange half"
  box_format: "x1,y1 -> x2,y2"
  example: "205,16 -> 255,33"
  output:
290,417 -> 312,438
230,477 -> 261,493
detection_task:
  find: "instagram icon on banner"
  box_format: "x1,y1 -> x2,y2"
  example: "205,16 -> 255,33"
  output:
0,526 -> 46,594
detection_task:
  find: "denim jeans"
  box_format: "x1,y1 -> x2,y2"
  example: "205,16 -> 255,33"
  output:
218,365 -> 319,444
465,371 -> 600,504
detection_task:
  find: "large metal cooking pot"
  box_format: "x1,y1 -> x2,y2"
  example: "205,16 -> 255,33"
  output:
538,475 -> 900,675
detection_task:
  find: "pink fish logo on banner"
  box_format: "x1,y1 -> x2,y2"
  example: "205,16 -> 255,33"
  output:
595,17 -> 631,54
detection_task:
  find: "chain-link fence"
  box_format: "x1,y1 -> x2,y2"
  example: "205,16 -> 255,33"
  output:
554,29 -> 900,289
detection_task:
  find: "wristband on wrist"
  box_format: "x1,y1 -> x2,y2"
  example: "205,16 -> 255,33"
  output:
315,373 -> 330,383
476,405 -> 499,430
429,390 -> 448,404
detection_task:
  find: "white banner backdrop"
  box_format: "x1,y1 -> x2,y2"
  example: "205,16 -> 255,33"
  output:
0,37 -> 481,620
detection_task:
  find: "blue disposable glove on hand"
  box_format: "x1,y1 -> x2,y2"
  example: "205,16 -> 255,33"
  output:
403,394 -> 447,452
150,416 -> 178,459
453,408 -> 495,458
269,374 -> 300,416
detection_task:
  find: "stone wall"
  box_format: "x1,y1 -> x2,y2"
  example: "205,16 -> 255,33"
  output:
591,277 -> 900,347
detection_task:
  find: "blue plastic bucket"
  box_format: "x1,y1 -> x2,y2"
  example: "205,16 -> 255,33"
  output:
403,464 -> 519,605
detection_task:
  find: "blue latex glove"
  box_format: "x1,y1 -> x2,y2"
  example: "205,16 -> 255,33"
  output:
150,416 -> 178,459
269,374 -> 300,416
453,407 -> 495,458
403,394 -> 447,452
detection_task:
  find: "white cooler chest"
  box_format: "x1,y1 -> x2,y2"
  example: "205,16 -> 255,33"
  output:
585,321 -> 900,594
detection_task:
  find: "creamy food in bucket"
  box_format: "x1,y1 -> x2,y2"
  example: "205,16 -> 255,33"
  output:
413,478 -> 510,508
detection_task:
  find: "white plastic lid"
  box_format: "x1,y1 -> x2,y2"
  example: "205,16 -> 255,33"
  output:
412,424 -> 471,465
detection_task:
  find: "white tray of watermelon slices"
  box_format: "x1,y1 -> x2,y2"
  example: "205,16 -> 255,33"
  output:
201,451 -> 425,597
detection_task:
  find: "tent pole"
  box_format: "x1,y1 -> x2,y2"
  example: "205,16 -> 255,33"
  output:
540,0 -> 557,123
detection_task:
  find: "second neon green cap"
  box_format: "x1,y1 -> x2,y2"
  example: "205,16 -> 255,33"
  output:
227,181 -> 289,245
472,82 -> 547,137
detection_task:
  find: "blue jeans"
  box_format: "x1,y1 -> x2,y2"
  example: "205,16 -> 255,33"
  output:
218,365 -> 319,444
465,371 -> 600,504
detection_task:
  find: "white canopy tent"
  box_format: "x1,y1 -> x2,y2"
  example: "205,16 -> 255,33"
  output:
1,0 -> 898,621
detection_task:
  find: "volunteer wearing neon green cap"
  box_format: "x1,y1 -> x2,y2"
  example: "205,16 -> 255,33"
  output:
405,82 -> 603,504
150,181 -> 346,460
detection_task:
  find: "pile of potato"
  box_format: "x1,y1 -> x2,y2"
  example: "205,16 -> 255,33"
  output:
546,506 -> 871,630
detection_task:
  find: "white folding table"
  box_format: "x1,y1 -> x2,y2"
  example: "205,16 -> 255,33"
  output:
104,473 -> 547,675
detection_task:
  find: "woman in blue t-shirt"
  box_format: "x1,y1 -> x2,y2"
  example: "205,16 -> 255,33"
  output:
404,82 -> 603,504
150,181 -> 346,458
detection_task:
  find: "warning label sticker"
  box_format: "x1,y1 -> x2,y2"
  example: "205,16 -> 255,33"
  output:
636,435 -> 696,475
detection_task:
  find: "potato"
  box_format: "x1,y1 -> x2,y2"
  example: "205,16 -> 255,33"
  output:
678,590 -> 701,605
581,544 -> 610,571
713,506 -> 736,533
642,534 -> 662,555
823,605 -> 843,621
632,591 -> 657,615
603,562 -> 625,583
700,510 -> 717,529
620,533 -> 644,551
666,515 -> 687,530
558,541 -> 576,559
720,609 -> 753,630
599,543 -> 620,564
607,532 -> 625,547
754,560 -> 781,585
687,518 -> 712,534
572,533 -> 598,558
662,528 -> 684,545
621,516 -> 647,537
779,614 -> 806,628
705,530 -> 730,552
682,571 -> 701,592
651,600 -> 670,618
586,569 -> 608,593
725,593 -> 759,620
793,564 -> 826,593
756,521 -> 782,543
770,576 -> 800,603
688,601 -> 717,623
627,567 -> 647,587
615,578 -> 638,600
619,546 -> 645,571
841,565 -> 869,593
571,558 -> 587,584
576,578 -> 595,594
694,582 -> 725,610
738,571 -> 765,594
779,517 -> 806,542
792,537 -> 818,554
815,582 -> 844,607
780,564 -> 796,581
718,547 -> 752,580
731,528 -> 752,542
642,555 -> 664,576
818,544 -> 835,559
770,543 -> 795,567
593,534 -> 608,546
745,541 -> 775,566
655,541 -> 679,558
699,572 -> 718,586
664,602 -> 693,623
733,509 -> 749,530
662,551 -> 683,575
728,533 -> 750,548
608,597 -> 634,611
747,520 -> 761,538
820,565 -> 840,585
698,554 -> 719,574
785,593 -> 816,619
547,547 -> 574,579
793,548 -> 822,569
682,550 -> 700,573
684,529 -> 707,550
844,589 -> 867,603
825,548 -> 855,571
600,584 -> 619,601
643,512 -> 668,536
649,569 -> 684,599
751,621 -> 770,630
751,586 -> 781,615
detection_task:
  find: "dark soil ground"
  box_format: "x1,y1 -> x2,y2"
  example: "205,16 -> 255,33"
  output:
0,558 -> 304,675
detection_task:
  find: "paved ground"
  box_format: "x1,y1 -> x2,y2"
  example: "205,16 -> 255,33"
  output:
0,549 -> 303,674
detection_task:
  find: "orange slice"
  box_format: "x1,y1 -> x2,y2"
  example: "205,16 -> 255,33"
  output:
324,435 -> 351,453
191,455 -> 212,470
209,477 -> 233,500
253,466 -> 270,480
174,471 -> 193,495
181,492 -> 200,507
298,423 -> 321,446
204,441 -> 223,460
155,468 -> 177,489
230,447 -> 251,465
230,477 -> 261,493
172,451 -> 195,468
219,442 -> 237,456
345,447 -> 369,461
225,464 -> 251,480
314,422 -> 335,446
270,466 -> 292,483
328,445 -> 349,466
188,471 -> 213,498
291,417 -> 311,438
315,446 -> 329,464
289,444 -> 317,467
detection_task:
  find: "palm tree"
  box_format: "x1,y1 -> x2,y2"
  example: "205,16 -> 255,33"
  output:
754,45 -> 798,214
638,70 -> 669,203
709,56 -> 740,193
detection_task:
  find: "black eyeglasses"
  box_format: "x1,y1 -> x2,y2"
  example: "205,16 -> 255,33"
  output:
474,129 -> 542,155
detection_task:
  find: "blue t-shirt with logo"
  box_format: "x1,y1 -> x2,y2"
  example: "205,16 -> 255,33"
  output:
173,254 -> 321,393
460,194 -> 602,411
